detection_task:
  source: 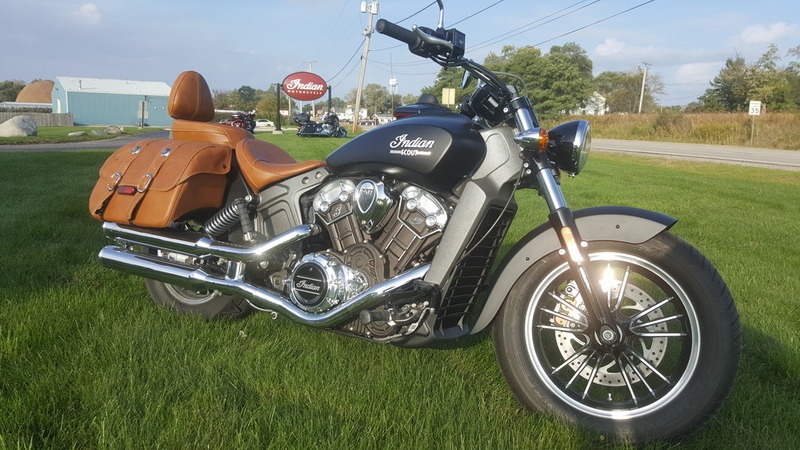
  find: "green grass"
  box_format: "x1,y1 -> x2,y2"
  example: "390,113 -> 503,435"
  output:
1,135 -> 799,449
0,127 -> 163,145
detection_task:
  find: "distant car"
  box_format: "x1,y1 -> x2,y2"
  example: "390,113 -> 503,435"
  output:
393,93 -> 452,119
255,119 -> 274,128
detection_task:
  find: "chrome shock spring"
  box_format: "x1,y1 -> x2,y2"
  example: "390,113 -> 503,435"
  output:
204,195 -> 260,239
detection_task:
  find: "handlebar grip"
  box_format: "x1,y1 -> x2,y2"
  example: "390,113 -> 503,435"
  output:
375,19 -> 421,48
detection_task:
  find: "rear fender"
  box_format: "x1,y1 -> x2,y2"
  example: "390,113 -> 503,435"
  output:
471,206 -> 677,334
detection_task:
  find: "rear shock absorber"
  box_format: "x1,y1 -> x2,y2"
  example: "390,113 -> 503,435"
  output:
204,195 -> 260,241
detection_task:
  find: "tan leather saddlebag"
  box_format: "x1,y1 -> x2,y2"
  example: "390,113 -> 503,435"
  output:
89,139 -> 232,228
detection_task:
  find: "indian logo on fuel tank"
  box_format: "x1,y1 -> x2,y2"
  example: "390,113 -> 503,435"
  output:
389,133 -> 436,157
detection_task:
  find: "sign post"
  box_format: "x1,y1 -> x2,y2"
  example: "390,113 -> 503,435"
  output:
274,83 -> 283,134
749,100 -> 762,146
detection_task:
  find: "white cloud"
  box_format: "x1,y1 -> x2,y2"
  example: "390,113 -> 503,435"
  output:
72,3 -> 102,25
595,38 -> 627,57
594,38 -> 656,60
675,62 -> 721,84
738,22 -> 799,44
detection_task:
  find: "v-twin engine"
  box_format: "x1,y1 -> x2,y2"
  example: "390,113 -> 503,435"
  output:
283,177 -> 450,334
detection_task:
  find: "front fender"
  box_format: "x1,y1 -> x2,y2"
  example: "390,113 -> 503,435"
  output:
471,206 -> 677,334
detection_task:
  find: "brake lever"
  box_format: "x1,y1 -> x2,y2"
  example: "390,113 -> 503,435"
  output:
412,25 -> 454,52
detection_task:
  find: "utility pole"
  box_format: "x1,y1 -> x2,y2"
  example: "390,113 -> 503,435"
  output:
638,62 -> 650,114
353,0 -> 378,132
273,83 -> 283,134
305,60 -> 318,117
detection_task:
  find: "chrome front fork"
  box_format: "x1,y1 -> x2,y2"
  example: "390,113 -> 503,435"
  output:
513,105 -> 619,344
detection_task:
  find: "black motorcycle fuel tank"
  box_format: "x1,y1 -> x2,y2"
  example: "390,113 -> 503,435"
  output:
326,114 -> 486,194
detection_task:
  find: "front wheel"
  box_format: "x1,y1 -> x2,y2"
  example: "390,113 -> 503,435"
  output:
492,232 -> 740,442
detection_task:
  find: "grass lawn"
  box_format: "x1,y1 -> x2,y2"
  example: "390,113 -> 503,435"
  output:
0,134 -> 798,449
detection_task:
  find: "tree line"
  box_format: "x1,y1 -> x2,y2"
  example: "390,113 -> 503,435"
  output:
695,44 -> 800,112
4,43 -> 798,119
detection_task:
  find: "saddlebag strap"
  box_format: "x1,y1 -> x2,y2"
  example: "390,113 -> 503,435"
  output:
122,145 -> 175,223
91,144 -> 144,217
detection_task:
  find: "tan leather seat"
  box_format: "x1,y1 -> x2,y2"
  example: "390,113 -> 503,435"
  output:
236,139 -> 325,191
167,71 -> 253,147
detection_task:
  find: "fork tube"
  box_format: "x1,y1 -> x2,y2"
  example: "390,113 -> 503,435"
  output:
530,156 -> 568,211
527,138 -> 618,340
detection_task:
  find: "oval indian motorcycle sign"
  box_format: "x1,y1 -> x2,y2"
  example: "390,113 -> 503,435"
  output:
282,72 -> 328,101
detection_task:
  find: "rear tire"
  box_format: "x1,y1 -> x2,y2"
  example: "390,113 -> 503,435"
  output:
492,232 -> 740,442
144,279 -> 253,320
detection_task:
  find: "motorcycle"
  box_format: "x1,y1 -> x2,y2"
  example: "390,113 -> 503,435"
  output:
89,0 -> 740,442
294,111 -> 348,138
393,93 -> 452,118
221,110 -> 256,133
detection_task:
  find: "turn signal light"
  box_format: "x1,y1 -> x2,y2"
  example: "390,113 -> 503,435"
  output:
536,127 -> 549,152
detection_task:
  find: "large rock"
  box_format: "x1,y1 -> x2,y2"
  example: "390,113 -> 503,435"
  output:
0,116 -> 38,137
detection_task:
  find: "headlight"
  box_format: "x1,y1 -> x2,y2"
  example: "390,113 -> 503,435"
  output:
547,120 -> 591,175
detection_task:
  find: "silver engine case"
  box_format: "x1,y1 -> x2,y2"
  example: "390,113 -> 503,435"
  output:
288,252 -> 369,313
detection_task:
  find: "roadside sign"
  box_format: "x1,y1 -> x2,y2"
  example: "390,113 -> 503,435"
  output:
748,100 -> 762,145
442,88 -> 456,105
282,72 -> 328,101
749,100 -> 762,116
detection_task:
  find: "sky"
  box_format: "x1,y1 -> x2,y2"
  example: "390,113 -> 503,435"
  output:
3,0 -> 799,107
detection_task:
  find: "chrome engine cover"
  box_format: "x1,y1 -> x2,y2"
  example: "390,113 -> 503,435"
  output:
288,253 -> 369,313
354,179 -> 394,234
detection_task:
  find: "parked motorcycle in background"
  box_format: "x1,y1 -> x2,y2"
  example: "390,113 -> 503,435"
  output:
89,0 -> 740,443
220,110 -> 256,133
293,111 -> 347,138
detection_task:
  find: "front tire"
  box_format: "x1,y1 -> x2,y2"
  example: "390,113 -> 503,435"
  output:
492,232 -> 740,442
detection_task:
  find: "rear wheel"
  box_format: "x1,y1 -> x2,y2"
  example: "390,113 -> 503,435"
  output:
145,278 -> 253,319
492,232 -> 740,442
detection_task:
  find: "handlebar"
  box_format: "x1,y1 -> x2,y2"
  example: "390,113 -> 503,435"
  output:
375,13 -> 539,132
375,19 -> 421,48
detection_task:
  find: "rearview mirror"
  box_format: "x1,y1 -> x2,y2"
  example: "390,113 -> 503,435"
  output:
461,69 -> 474,90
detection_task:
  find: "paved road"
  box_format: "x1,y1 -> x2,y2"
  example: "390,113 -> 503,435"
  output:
594,138 -> 800,171
3,131 -> 799,171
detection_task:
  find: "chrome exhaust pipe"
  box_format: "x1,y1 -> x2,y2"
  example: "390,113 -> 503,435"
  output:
98,245 -> 430,328
102,222 -> 320,262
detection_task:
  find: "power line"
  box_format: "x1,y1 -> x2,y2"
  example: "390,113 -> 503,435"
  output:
376,0 -> 504,52
396,1 -> 436,24
327,39 -> 366,83
451,0 -> 505,26
313,0 -> 356,60
531,0 -> 657,48
470,0 -> 599,52
367,59 -> 439,76
331,59 -> 363,89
